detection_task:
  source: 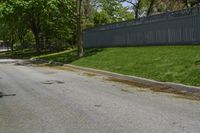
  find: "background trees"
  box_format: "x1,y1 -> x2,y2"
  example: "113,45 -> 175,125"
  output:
0,0 -> 200,56
0,0 -> 75,53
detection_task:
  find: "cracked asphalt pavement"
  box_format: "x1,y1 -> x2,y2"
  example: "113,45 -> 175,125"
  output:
0,59 -> 199,133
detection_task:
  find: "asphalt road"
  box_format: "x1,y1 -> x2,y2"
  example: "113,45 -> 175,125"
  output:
0,60 -> 199,133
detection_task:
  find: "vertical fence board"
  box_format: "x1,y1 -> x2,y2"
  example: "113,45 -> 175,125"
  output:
84,6 -> 200,48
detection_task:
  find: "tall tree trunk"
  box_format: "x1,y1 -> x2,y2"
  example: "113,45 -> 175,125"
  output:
134,0 -> 141,19
30,10 -> 41,53
34,32 -> 41,53
10,42 -> 14,53
76,0 -> 84,57
44,36 -> 48,50
147,0 -> 156,16
20,39 -> 25,50
40,34 -> 44,50
18,34 -> 26,50
10,32 -> 15,53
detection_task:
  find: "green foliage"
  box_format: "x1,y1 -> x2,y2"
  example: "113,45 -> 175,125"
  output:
93,11 -> 111,25
0,0 -> 196,54
98,0 -> 133,22
0,0 -> 76,52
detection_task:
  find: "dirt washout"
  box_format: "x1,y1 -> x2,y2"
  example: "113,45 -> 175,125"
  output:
106,77 -> 200,101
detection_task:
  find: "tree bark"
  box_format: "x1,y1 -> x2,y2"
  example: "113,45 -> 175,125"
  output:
76,0 -> 84,57
147,0 -> 156,16
10,41 -> 14,53
10,32 -> 15,53
134,0 -> 141,19
30,10 -> 41,53
118,0 -> 141,19
34,32 -> 41,53
17,30 -> 26,49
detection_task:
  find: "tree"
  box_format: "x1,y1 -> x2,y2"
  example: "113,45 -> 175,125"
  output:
186,0 -> 200,7
2,0 -> 196,58
98,0 -> 133,21
0,0 -> 76,53
76,0 -> 84,57
93,11 -> 111,25
146,0 -> 156,16
118,0 -> 142,18
157,0 -> 185,12
0,0 -> 23,52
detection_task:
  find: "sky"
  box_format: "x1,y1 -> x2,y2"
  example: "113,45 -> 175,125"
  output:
122,0 -> 136,7
123,2 -> 131,7
122,2 -> 134,11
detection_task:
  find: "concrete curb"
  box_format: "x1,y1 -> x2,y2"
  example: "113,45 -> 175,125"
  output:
64,64 -> 200,97
30,58 -> 200,97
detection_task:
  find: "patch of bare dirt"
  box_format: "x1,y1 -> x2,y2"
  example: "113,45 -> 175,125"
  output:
105,77 -> 200,101
82,72 -> 96,77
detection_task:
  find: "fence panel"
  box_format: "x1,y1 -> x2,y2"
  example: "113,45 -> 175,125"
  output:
83,6 -> 200,48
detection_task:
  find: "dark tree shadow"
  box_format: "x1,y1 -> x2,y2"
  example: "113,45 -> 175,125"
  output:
41,48 -> 104,64
0,49 -> 62,59
66,48 -> 104,63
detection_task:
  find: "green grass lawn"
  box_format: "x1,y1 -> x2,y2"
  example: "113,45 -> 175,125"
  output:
35,45 -> 200,87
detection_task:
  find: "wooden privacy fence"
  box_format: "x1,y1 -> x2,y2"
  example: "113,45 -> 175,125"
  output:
83,6 -> 200,48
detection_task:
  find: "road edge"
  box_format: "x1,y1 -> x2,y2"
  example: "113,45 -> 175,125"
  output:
30,58 -> 200,97
64,64 -> 200,96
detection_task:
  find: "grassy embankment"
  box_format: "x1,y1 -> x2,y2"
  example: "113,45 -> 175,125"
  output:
17,46 -> 200,86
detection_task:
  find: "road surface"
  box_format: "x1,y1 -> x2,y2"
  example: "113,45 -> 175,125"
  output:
0,59 -> 199,133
